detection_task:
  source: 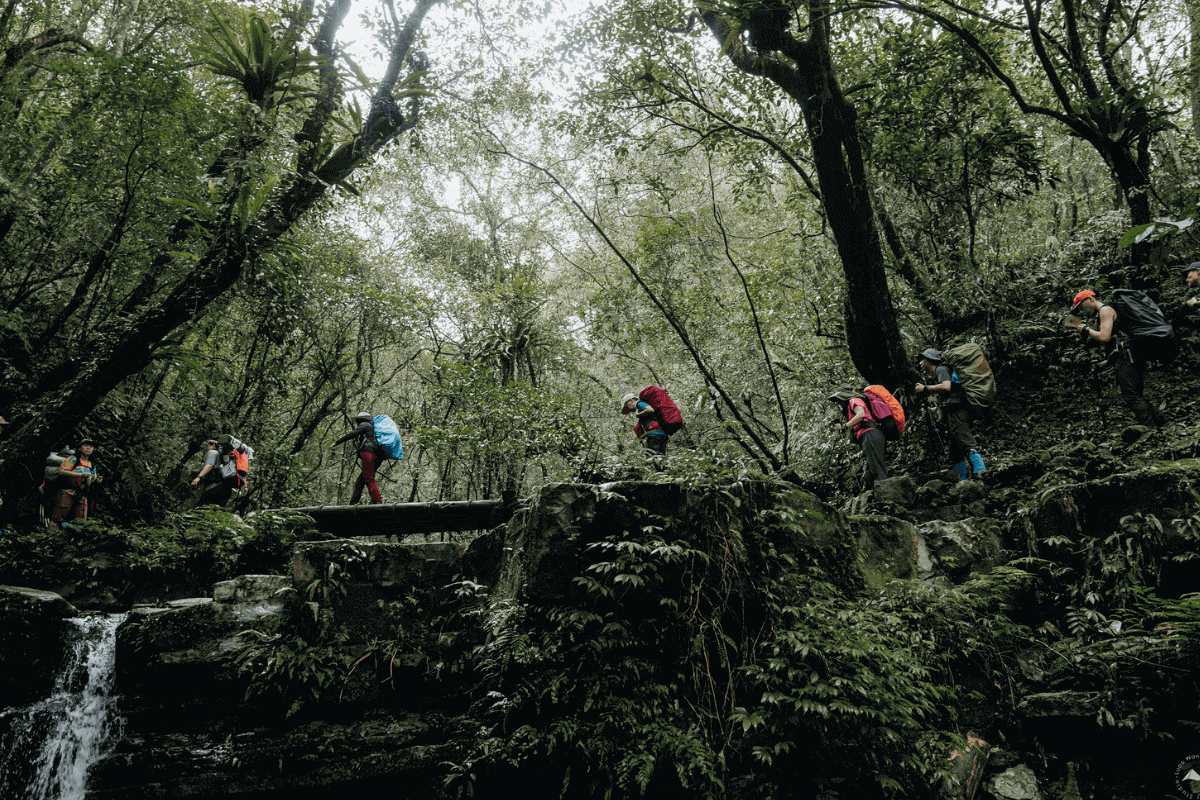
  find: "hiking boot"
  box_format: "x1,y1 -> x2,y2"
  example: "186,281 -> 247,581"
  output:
968,450 -> 986,475
952,461 -> 968,482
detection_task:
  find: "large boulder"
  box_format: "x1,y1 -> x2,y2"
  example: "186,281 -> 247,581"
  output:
1029,459 -> 1200,544
116,578 -> 292,717
0,586 -> 78,706
987,765 -> 1046,800
850,514 -> 921,583
87,710 -> 473,799
291,540 -> 464,641
918,520 -> 1002,582
492,481 -> 864,608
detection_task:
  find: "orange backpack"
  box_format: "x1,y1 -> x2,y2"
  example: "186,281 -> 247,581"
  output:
863,385 -> 906,440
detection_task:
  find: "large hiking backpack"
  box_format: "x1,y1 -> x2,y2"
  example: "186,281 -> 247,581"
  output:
941,344 -> 997,409
863,385 -> 906,440
638,386 -> 684,436
1112,289 -> 1177,363
373,414 -> 404,460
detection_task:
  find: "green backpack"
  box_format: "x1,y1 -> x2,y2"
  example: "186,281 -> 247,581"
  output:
942,343 -> 997,409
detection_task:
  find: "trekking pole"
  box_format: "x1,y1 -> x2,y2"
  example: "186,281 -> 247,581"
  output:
924,404 -> 949,460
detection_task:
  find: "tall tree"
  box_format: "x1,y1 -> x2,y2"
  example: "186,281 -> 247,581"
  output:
583,0 -> 915,386
894,0 -> 1182,267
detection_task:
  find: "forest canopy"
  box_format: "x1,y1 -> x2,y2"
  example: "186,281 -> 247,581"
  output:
0,0 -> 1197,522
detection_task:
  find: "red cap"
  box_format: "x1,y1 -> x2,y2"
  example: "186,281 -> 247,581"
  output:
1071,289 -> 1096,309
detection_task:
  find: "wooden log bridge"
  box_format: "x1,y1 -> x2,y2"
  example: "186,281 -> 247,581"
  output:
287,499 -> 517,538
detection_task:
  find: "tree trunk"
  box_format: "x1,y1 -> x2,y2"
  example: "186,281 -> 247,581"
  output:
702,2 -> 914,387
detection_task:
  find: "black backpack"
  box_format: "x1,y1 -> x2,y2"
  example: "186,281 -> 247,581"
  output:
1111,289 -> 1177,363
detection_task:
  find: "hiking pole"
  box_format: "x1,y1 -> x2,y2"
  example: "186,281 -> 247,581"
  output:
924,404 -> 949,460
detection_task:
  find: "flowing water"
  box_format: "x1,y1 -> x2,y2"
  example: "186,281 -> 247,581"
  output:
0,613 -> 126,800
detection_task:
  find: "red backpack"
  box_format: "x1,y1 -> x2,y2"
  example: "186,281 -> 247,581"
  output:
638,386 -> 684,435
862,385 -> 906,441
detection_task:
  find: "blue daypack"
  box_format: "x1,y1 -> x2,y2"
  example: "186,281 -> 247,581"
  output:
373,414 -> 404,460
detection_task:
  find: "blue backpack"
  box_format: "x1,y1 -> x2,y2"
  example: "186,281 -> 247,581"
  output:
372,414 -> 404,460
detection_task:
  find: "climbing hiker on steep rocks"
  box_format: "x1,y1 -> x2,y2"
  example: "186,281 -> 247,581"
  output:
1070,289 -> 1176,427
829,386 -> 887,488
915,348 -> 986,480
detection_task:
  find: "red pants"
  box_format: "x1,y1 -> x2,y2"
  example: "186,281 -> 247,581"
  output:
350,449 -> 382,504
51,489 -> 91,524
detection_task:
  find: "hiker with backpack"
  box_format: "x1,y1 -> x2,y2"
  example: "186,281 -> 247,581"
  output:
190,434 -> 238,508
1070,289 -> 1177,427
620,386 -> 684,456
52,439 -> 103,524
829,386 -> 888,487
330,412 -> 384,504
915,348 -> 986,480
42,445 -> 73,526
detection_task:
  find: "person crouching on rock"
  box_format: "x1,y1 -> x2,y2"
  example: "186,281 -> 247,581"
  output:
329,412 -> 383,504
53,438 -> 103,524
829,386 -> 887,488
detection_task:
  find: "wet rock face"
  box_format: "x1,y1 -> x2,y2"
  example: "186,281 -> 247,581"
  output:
489,481 -> 863,606
87,710 -> 469,799
852,514 -> 920,582
988,764 -> 1046,800
102,554 -> 471,799
1030,459 -> 1200,545
919,519 -> 1002,582
116,591 -> 291,716
0,585 -> 78,706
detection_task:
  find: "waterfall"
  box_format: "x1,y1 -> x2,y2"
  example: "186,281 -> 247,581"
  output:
0,613 -> 126,800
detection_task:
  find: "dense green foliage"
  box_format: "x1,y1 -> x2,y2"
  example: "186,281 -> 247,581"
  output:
443,480 -> 974,797
0,0 -> 1198,522
7,0 -> 1200,797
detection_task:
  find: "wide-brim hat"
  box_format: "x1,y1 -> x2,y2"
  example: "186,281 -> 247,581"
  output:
828,386 -> 860,405
919,348 -> 942,363
619,394 -> 638,414
79,438 -> 97,447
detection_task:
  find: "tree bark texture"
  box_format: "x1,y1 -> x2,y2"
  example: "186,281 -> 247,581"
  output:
701,1 -> 914,388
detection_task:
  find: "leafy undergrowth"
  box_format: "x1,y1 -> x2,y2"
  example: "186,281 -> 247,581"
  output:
0,507 -> 329,607
438,480 -> 1040,799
